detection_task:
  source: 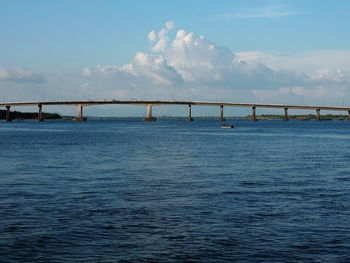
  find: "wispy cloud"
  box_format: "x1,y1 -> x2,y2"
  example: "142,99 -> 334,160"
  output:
217,7 -> 310,19
0,66 -> 46,83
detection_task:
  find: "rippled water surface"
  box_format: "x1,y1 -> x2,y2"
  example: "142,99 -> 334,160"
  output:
1,119 -> 350,262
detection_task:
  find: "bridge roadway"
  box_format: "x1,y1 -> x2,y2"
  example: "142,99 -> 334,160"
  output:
1,100 -> 350,122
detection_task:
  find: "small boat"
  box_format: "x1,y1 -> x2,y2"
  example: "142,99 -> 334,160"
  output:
221,125 -> 234,129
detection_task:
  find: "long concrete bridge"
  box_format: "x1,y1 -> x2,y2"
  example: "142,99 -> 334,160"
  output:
1,100 -> 350,122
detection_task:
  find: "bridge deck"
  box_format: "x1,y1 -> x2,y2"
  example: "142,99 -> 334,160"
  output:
0,100 -> 349,111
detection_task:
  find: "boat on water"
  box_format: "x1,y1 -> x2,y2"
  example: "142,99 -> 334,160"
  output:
220,124 -> 234,129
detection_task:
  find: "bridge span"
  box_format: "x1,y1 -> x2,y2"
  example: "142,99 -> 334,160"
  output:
1,100 -> 350,122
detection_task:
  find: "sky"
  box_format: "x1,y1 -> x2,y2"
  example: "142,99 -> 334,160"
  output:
1,0 -> 350,116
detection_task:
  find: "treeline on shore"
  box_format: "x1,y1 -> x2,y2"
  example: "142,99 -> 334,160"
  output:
0,110 -> 61,120
246,114 -> 349,120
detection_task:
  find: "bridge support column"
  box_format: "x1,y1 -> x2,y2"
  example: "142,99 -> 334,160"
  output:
284,107 -> 289,121
251,106 -> 257,121
219,105 -> 225,121
144,105 -> 156,121
348,110 -> 350,120
76,105 -> 86,122
5,106 -> 12,122
187,105 -> 193,121
38,104 -> 44,121
316,108 -> 321,121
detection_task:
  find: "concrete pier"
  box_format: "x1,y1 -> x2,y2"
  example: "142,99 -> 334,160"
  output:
187,105 -> 193,121
348,110 -> 350,120
144,105 -> 156,121
251,106 -> 257,121
38,104 -> 44,121
5,106 -> 12,122
219,105 -> 225,121
284,107 -> 289,121
75,105 -> 86,122
316,108 -> 321,121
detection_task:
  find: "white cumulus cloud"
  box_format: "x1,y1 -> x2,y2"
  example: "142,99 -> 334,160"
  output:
80,21 -> 350,105
150,21 -> 176,52
90,52 -> 184,86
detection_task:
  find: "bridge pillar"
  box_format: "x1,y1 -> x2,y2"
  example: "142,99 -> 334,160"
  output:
284,107 -> 289,121
76,105 -> 86,122
187,105 -> 193,121
219,105 -> 225,121
251,106 -> 257,121
5,106 -> 12,122
348,110 -> 350,120
144,105 -> 156,121
38,104 -> 44,121
316,108 -> 321,121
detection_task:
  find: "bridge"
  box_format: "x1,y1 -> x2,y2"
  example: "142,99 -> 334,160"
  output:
1,100 -> 350,122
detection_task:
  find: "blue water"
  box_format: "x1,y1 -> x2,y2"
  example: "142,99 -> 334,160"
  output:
1,119 -> 350,262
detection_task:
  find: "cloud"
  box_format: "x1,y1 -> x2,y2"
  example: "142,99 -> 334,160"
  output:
80,21 -> 350,106
82,68 -> 92,77
144,22 -> 312,90
89,52 -> 184,87
149,20 -> 176,52
0,66 -> 46,83
235,50 -> 350,73
235,50 -> 350,84
148,31 -> 156,42
216,7 -> 310,19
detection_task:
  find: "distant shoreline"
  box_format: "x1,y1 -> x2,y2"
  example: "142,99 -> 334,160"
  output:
247,114 -> 349,121
1,110 -> 349,121
87,114 -> 350,121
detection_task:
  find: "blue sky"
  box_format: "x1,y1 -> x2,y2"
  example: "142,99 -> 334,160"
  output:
1,0 -> 350,116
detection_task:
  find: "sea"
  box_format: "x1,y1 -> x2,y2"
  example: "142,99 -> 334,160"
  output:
1,118 -> 350,262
